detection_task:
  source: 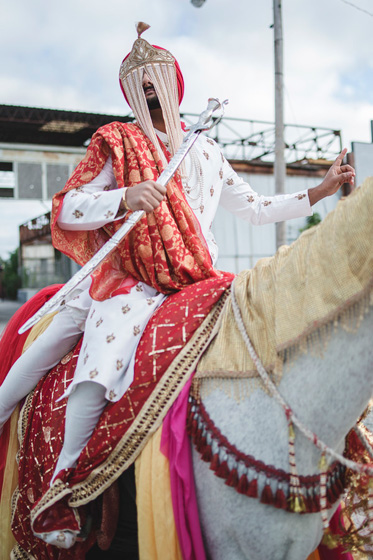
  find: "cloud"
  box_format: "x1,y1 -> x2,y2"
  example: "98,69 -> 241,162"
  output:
1,0 -> 372,257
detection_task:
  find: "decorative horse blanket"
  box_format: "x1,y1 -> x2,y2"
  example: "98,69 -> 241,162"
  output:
4,273 -> 233,560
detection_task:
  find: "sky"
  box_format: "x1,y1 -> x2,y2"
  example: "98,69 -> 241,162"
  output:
1,0 -> 373,258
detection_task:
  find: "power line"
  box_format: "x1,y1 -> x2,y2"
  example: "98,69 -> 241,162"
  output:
339,0 -> 373,17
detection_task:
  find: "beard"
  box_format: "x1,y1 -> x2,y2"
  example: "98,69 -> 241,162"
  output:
146,93 -> 161,110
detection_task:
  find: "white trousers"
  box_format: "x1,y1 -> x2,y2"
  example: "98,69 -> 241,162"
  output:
0,282 -> 165,483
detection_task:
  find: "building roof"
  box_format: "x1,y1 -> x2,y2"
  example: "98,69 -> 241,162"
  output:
0,104 -> 135,147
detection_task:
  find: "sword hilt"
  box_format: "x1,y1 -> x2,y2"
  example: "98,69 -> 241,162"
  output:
186,98 -> 229,134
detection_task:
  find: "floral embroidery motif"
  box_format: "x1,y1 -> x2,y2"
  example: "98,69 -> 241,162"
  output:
227,178 -> 234,186
96,318 -> 103,327
136,284 -> 144,292
133,325 -> 141,336
42,426 -> 51,443
103,185 -> 111,191
27,488 -> 35,504
203,150 -> 210,160
219,169 -> 223,179
247,195 -> 255,203
116,359 -> 123,371
263,200 -> 272,207
296,193 -> 306,200
207,138 -> 214,145
122,305 -> 131,314
104,210 -> 114,219
106,333 -> 115,343
109,390 -> 117,401
89,368 -> 98,379
210,186 -> 214,196
83,354 -> 89,365
57,532 -> 67,543
61,351 -> 73,365
200,205 -> 205,213
93,193 -> 102,200
147,298 -> 155,305
70,191 -> 79,197
90,310 -> 95,319
221,153 -> 224,163
73,210 -> 83,219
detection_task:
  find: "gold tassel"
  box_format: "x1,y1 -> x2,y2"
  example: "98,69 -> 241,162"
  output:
321,528 -> 339,549
136,21 -> 151,37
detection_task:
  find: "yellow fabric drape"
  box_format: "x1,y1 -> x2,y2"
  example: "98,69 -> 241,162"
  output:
0,312 -> 58,558
135,425 -> 183,560
307,552 -> 321,560
0,406 -> 19,559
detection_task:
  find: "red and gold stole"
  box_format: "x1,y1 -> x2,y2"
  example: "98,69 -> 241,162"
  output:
51,122 -> 220,300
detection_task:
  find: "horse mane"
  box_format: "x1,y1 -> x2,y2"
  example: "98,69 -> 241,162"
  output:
197,178 -> 373,387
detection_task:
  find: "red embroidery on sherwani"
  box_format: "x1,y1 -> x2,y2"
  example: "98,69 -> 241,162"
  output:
51,122 -> 219,301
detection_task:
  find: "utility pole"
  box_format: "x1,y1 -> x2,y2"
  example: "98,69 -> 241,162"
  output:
273,0 -> 286,249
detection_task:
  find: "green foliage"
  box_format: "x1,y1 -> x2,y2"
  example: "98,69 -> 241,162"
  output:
299,212 -> 322,234
1,249 -> 22,300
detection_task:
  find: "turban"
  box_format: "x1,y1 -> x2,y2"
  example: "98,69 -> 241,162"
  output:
118,23 -> 185,169
120,45 -> 184,107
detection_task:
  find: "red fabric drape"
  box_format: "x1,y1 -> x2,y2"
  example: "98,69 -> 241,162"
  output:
0,285 -> 62,498
51,122 -> 220,301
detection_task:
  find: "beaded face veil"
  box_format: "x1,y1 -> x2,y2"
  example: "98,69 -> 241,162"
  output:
119,22 -> 184,169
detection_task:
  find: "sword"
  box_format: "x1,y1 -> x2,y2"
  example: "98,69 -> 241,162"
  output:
19,97 -> 228,334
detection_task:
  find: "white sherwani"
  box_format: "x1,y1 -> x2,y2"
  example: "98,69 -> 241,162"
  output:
56,132 -> 312,402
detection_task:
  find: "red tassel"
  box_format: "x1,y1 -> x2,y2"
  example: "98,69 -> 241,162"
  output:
237,474 -> 249,495
335,476 -> 345,494
215,460 -> 230,479
209,453 -> 220,472
195,428 -> 203,446
201,444 -> 212,462
274,487 -> 288,510
312,493 -> 320,512
186,413 -> 194,433
260,483 -> 274,505
304,491 -> 314,513
331,480 -> 341,500
190,419 -> 198,437
196,435 -> 207,453
246,477 -> 258,498
225,468 -> 239,488
326,485 -> 334,505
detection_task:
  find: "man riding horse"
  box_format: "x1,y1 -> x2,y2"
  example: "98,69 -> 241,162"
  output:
0,22 -> 355,549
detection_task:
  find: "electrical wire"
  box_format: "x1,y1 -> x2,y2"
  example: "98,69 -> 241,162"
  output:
339,0 -> 373,17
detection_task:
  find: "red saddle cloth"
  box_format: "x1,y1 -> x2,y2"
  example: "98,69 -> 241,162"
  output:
8,273 -> 233,559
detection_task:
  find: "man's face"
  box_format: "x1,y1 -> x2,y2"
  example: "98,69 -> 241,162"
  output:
142,71 -> 161,110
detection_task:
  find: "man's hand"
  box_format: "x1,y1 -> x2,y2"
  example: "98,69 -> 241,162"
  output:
125,180 -> 167,212
308,148 -> 355,206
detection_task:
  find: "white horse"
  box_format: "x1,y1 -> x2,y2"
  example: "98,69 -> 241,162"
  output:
191,182 -> 373,560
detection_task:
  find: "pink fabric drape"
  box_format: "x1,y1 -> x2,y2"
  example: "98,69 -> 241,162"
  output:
161,378 -> 206,560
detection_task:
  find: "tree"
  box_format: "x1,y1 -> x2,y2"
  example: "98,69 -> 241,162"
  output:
2,249 -> 22,300
299,212 -> 322,234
